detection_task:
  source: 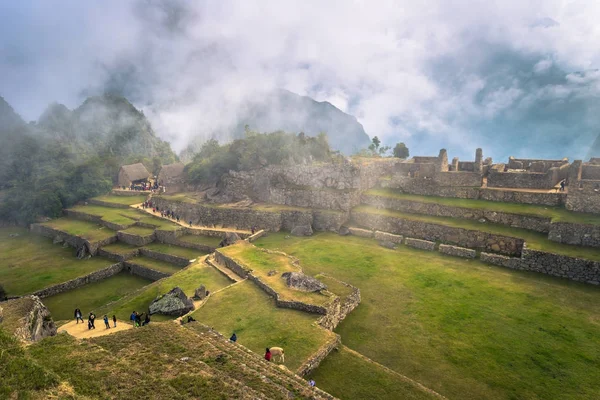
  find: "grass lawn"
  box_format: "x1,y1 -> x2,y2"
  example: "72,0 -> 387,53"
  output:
308,346 -> 438,400
178,234 -> 222,247
92,194 -> 147,205
191,280 -> 336,372
220,241 -> 333,306
67,204 -> 138,227
0,228 -> 115,296
120,226 -> 156,236
97,261 -> 232,321
129,255 -> 184,274
255,232 -> 600,400
367,188 -> 600,225
143,242 -> 209,259
354,205 -> 600,261
41,218 -> 117,242
43,272 -> 151,321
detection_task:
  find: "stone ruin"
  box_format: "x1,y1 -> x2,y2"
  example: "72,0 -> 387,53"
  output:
149,287 -> 195,316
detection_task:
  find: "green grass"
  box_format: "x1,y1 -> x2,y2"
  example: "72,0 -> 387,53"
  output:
99,241 -> 140,255
120,226 -> 155,236
41,218 -> 117,242
367,188 -> 600,225
128,255 -> 184,274
178,234 -> 222,247
308,346 -> 438,400
191,280 -> 336,371
354,205 -> 600,261
42,272 -> 151,321
68,204 -> 138,227
143,242 -> 209,259
220,241 -> 333,306
0,228 -> 115,296
255,232 -> 600,400
92,194 -> 147,205
98,261 -> 232,321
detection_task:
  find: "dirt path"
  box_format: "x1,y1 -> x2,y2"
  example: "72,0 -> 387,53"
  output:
60,319 -> 133,339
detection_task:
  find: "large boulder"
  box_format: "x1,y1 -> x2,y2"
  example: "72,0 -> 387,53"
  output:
291,225 -> 313,237
220,232 -> 241,247
149,287 -> 194,316
9,296 -> 57,342
193,285 -> 208,300
281,271 -> 327,292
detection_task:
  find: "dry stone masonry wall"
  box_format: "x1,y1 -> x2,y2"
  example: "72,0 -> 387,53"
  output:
438,244 -> 476,258
34,263 -> 123,298
404,238 -> 436,251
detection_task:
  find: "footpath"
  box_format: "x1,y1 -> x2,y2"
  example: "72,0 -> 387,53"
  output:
60,319 -> 132,339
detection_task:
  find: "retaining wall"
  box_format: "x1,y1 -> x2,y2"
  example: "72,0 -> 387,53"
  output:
362,194 -> 551,233
117,231 -> 156,246
123,261 -> 171,281
296,334 -> 341,377
548,222 -> 600,248
438,244 -> 476,258
348,227 -> 373,238
352,211 -> 524,256
97,248 -> 139,262
479,189 -> 566,206
520,247 -> 600,284
30,224 -> 118,256
404,238 -> 436,251
64,209 -> 132,231
373,231 -> 404,244
139,248 -> 190,266
33,263 -> 123,298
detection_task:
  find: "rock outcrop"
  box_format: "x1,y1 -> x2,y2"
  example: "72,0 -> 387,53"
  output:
4,296 -> 58,342
149,287 -> 195,316
193,285 -> 208,300
291,225 -> 313,237
281,272 -> 327,292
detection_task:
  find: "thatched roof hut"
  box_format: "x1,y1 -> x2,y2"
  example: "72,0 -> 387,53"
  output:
118,163 -> 151,186
158,163 -> 185,184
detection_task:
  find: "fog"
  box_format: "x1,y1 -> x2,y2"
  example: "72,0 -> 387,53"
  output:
1,0 -> 600,161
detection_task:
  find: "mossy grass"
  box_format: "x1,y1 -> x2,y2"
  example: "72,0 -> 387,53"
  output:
68,204 -> 138,226
128,255 -> 184,274
220,241 -> 333,306
91,194 -> 147,205
354,205 -> 600,261
367,188 -> 600,225
143,242 -> 208,259
255,232 -> 600,400
41,218 -> 116,242
0,228 -> 115,296
97,260 -> 232,321
178,234 -> 222,247
42,272 -> 152,320
99,241 -> 140,255
120,226 -> 155,236
308,346 -> 438,400
191,280 -> 336,371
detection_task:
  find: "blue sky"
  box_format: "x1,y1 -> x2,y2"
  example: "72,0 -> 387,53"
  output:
1,0 -> 600,161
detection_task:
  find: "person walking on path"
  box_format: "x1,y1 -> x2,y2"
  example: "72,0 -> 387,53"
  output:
112,315 -> 117,328
230,333 -> 237,343
88,312 -> 96,330
309,379 -> 316,387
130,311 -> 137,327
103,315 -> 110,329
143,313 -> 150,326
74,308 -> 83,324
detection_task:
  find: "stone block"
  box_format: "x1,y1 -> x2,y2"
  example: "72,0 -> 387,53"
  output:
348,227 -> 373,238
438,244 -> 476,258
374,231 -> 403,244
404,237 -> 436,251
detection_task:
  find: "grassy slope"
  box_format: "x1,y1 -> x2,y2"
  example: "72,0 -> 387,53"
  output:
43,272 -> 151,321
191,280 -> 335,372
178,234 -> 222,247
0,228 -> 114,296
308,346 -> 437,400
99,241 -> 140,254
255,233 -> 600,400
120,226 -> 155,236
355,205 -> 600,261
92,194 -> 147,205
97,261 -> 232,321
41,218 -> 116,241
143,242 -> 209,259
220,242 -> 332,305
367,188 -> 600,225
68,203 -> 181,231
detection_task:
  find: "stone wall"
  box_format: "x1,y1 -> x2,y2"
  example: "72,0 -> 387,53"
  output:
111,189 -> 151,196
362,194 -> 552,233
581,164 -> 600,180
548,222 -> 600,247
435,171 -> 482,187
139,248 -> 190,266
97,248 -> 139,262
487,170 -> 552,189
404,238 -> 436,251
33,263 -> 123,298
123,261 -> 170,281
566,180 -> 600,214
521,246 -> 600,284
317,275 -> 361,331
296,334 -> 341,377
117,230 -> 156,246
479,252 -> 524,270
348,227 -> 373,238
64,209 -> 132,231
438,244 -> 476,258
480,189 -> 566,206
351,211 -> 524,256
373,231 -> 403,244
380,176 -> 480,199
152,197 -> 346,233
30,223 -> 118,256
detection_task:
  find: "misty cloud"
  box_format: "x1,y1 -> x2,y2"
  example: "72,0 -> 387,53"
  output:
1,0 -> 600,160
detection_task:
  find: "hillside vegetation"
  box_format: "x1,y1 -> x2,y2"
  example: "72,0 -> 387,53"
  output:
0,94 -> 177,224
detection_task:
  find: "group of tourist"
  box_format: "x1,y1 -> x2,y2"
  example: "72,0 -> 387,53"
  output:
130,310 -> 151,327
141,201 -> 182,223
75,308 -> 116,330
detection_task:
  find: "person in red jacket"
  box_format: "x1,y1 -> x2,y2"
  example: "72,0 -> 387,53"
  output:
265,348 -> 272,361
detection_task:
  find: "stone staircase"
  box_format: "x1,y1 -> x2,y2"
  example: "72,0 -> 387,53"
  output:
183,322 -> 337,400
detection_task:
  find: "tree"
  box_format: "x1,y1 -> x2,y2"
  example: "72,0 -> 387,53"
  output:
368,136 -> 381,153
393,142 -> 409,159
